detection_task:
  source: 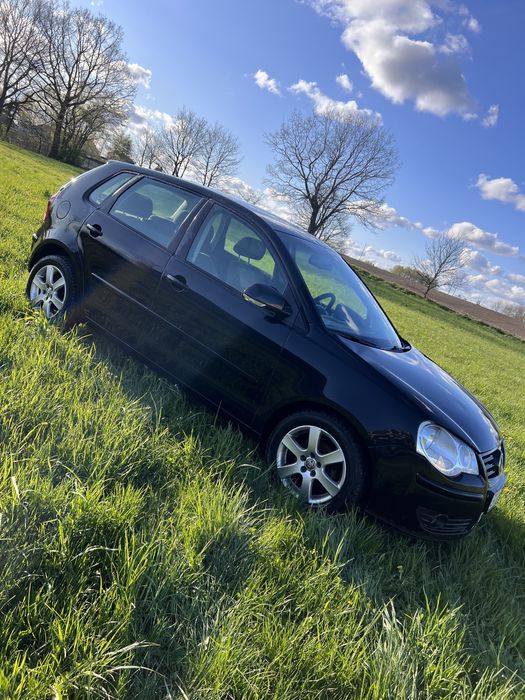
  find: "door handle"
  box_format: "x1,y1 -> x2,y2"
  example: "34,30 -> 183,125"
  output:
84,223 -> 103,238
166,273 -> 187,291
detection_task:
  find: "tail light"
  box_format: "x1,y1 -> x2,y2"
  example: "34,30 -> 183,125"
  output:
43,192 -> 58,222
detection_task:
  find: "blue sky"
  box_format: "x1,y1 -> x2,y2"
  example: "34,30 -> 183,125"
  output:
81,0 -> 525,308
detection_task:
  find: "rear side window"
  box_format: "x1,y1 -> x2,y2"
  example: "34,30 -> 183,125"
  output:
110,178 -> 202,248
89,172 -> 135,205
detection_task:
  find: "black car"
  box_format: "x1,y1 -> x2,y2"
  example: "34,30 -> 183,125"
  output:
27,162 -> 507,538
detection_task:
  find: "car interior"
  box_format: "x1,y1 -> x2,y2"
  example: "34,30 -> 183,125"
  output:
189,210 -> 288,295
111,183 -> 197,248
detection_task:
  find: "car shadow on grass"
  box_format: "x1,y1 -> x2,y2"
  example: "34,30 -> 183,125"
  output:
79,325 -> 525,694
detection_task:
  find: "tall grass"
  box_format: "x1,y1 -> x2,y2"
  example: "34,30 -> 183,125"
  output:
0,141 -> 524,698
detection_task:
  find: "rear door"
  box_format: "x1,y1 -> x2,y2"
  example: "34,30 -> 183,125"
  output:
143,204 -> 298,425
80,175 -> 203,350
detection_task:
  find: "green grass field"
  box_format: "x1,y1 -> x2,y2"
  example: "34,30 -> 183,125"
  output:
0,140 -> 524,699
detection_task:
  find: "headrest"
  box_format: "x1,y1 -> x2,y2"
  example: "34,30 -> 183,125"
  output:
122,192 -> 153,219
233,236 -> 266,261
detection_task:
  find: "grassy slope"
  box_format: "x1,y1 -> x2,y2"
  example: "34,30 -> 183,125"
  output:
0,140 -> 524,699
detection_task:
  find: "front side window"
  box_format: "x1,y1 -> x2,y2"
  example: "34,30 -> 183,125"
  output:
280,232 -> 402,350
110,178 -> 202,247
187,207 -> 288,295
89,172 -> 135,206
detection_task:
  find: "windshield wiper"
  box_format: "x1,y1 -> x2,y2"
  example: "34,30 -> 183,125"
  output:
334,330 -> 406,351
332,330 -> 379,348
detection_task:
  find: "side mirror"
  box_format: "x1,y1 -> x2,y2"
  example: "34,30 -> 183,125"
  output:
243,283 -> 291,318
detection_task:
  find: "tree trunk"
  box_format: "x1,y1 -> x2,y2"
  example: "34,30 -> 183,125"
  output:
5,107 -> 17,133
49,105 -> 67,159
0,62 -> 11,117
307,205 -> 319,235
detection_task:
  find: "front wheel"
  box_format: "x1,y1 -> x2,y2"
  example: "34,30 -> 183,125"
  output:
27,254 -> 80,326
266,410 -> 367,512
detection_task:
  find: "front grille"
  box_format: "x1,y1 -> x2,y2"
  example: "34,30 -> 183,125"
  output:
481,443 -> 505,480
417,507 -> 474,536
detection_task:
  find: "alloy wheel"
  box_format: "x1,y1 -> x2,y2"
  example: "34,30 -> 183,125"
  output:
276,424 -> 347,506
29,264 -> 67,319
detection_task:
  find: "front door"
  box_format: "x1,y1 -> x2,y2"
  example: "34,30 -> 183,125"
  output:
80,176 -> 203,350
145,204 -> 297,425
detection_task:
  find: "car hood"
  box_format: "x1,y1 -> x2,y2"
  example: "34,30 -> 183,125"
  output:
340,338 -> 500,453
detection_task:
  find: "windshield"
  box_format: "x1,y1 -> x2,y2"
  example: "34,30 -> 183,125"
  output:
280,232 -> 402,350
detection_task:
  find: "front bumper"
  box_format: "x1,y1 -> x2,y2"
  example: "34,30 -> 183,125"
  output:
366,446 -> 507,539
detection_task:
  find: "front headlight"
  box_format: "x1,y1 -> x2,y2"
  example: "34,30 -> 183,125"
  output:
416,422 -> 479,477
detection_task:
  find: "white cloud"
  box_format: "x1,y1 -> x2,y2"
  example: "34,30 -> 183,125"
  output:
439,33 -> 470,55
447,221 -> 519,256
476,173 -> 518,202
368,200 -> 520,259
218,175 -> 258,202
476,174 -> 525,212
372,247 -> 402,262
258,187 -> 298,221
126,62 -> 152,89
416,223 -> 441,238
336,73 -> 353,91
308,0 -> 480,118
445,260 -> 525,308
464,15 -> 481,33
482,278 -> 525,305
460,248 -> 502,275
218,178 -> 297,222
253,69 -> 281,95
345,239 -> 401,263
482,103 -> 499,127
289,79 -> 382,121
374,203 -> 417,229
354,200 -> 524,306
127,104 -> 174,134
374,204 -> 523,307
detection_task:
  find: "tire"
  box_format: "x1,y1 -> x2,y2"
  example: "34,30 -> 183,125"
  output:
266,410 -> 367,512
27,254 -> 81,327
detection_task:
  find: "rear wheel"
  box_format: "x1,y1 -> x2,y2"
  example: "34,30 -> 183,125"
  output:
266,410 -> 367,512
27,254 -> 80,326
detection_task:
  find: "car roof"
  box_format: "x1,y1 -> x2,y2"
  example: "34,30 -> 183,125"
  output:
106,160 -> 319,243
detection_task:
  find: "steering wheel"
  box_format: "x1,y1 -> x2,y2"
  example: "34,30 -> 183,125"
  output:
313,292 -> 336,313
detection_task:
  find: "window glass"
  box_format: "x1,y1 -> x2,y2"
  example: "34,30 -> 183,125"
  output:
224,218 -> 278,280
110,178 -> 202,248
187,207 -> 288,294
280,231 -> 402,350
89,172 -> 134,206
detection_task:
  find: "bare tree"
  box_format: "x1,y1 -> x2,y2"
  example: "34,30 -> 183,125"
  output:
412,233 -> 467,297
133,126 -> 161,168
0,0 -> 44,130
239,188 -> 263,206
59,97 -> 116,162
195,122 -> 241,187
491,301 -> 525,322
265,109 -> 398,243
106,128 -> 133,162
36,1 -> 135,161
157,107 -> 206,177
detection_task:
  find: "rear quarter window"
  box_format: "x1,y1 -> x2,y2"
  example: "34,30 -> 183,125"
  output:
88,172 -> 135,206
